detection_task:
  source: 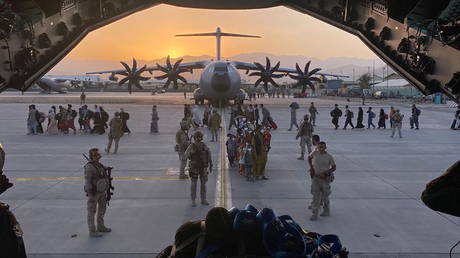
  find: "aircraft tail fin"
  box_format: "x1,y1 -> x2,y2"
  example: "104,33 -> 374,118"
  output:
174,27 -> 260,60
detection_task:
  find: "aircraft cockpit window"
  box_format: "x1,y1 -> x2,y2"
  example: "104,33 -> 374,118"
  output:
214,66 -> 228,72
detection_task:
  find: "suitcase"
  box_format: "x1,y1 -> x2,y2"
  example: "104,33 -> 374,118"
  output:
269,121 -> 277,130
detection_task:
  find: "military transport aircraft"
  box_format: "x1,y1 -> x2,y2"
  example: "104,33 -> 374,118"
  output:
87,27 -> 348,104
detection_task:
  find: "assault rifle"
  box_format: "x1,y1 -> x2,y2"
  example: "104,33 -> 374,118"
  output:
82,153 -> 114,205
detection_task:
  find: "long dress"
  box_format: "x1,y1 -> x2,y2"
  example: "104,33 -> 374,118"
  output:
355,108 -> 365,128
150,109 -> 159,133
47,112 -> 59,135
378,110 -> 386,129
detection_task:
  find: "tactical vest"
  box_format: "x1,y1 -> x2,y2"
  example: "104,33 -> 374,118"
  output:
189,143 -> 207,169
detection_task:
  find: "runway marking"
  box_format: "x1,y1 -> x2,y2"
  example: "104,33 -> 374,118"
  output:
11,176 -> 183,182
215,108 -> 232,209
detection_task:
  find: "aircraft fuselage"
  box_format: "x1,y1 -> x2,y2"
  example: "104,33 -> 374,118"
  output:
198,61 -> 241,101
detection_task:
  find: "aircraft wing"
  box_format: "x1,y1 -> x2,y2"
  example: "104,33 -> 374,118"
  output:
230,61 -> 349,78
86,60 -> 210,75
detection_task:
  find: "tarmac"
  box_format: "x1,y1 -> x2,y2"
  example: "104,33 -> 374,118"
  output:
1,92 -> 459,257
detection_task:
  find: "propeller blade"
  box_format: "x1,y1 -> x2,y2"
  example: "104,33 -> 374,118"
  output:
155,74 -> 170,80
249,71 -> 262,77
173,80 -> 178,89
156,64 -> 169,74
120,61 -> 131,73
118,77 -> 129,86
304,61 -> 311,75
177,75 -> 187,84
309,77 -> 322,83
308,68 -> 322,77
137,65 -> 148,75
148,70 -> 153,75
163,79 -> 171,89
132,58 -> 137,72
134,81 -> 144,90
307,81 -> 315,92
254,62 -> 265,71
295,63 -> 303,75
166,56 -> 172,69
289,74 -> 300,80
127,81 -> 133,94
265,57 -> 271,71
263,81 -> 269,92
245,69 -> 249,75
118,71 -> 129,77
254,78 -> 263,87
139,76 -> 150,81
173,59 -> 183,70
271,73 -> 284,78
270,61 -> 280,73
268,77 -> 279,87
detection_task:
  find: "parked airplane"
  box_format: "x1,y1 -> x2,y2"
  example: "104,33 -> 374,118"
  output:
35,75 -> 108,93
87,27 -> 348,104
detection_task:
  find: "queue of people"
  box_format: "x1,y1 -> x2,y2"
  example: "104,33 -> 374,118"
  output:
326,103 -> 421,138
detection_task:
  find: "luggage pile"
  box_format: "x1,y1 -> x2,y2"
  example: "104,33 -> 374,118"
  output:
156,205 -> 348,258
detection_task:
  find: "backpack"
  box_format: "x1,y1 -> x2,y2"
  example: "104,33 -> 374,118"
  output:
101,111 -> 109,122
349,111 -> 354,118
370,112 -> 376,119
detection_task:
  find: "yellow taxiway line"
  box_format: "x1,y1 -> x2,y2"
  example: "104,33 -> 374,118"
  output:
11,176 -> 183,182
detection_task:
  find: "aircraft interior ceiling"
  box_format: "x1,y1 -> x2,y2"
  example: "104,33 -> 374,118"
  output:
0,0 -> 459,102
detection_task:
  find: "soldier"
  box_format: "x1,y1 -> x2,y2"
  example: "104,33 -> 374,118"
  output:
391,109 -> 404,138
309,102 -> 319,126
0,143 -> 27,258
209,110 -> 222,142
296,114 -> 314,160
185,131 -> 213,206
308,141 -> 336,221
105,112 -> 123,154
176,120 -> 190,179
84,148 -> 112,237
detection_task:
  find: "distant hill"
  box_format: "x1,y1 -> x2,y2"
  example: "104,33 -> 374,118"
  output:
48,53 -> 389,82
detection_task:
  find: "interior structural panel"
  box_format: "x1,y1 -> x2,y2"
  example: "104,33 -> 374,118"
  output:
1,0 -> 459,102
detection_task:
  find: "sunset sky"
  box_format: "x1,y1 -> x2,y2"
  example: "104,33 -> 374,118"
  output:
66,4 -> 377,61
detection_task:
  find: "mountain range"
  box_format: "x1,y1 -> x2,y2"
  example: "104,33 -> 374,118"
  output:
49,53 -> 393,82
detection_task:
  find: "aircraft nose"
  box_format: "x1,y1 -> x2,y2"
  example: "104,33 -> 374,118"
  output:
211,73 -> 230,92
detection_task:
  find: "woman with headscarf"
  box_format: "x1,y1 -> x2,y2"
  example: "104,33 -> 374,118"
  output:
191,105 -> 202,129
252,126 -> 268,180
46,106 -> 59,135
378,108 -> 386,129
150,105 -> 159,133
355,107 -> 365,129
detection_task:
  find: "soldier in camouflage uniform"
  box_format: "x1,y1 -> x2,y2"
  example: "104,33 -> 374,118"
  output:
185,131 -> 213,207
296,114 -> 314,160
84,148 -> 111,237
176,119 -> 190,179
209,110 -> 222,142
0,143 -> 27,257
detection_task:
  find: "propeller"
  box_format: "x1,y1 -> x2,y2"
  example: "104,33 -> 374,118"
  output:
288,61 -> 322,93
117,58 -> 150,94
249,57 -> 284,91
154,55 -> 188,89
69,79 -> 81,88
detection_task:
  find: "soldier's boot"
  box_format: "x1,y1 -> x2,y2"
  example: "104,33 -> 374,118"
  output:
310,213 -> 318,221
320,209 -> 330,217
201,199 -> 209,205
97,225 -> 112,232
297,155 -> 304,160
191,199 -> 196,207
89,231 -> 103,237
